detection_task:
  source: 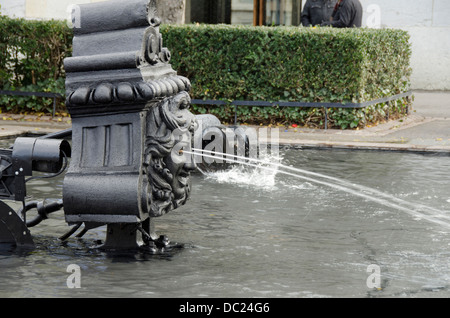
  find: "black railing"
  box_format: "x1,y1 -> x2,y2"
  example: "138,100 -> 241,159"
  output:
0,90 -> 64,118
192,91 -> 413,129
1,90 -> 413,129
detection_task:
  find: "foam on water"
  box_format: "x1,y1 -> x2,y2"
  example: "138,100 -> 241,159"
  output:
198,152 -> 282,190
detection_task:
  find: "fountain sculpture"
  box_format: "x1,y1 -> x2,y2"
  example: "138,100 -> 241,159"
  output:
0,0 -> 220,251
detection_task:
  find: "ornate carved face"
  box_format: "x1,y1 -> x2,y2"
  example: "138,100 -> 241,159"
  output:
144,91 -> 197,217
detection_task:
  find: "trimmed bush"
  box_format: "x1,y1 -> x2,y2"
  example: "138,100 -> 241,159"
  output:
0,16 -> 411,129
0,14 -> 72,114
161,24 -> 412,129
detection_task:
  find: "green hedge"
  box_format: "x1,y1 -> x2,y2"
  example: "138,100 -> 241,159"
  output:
0,14 -> 72,114
0,16 -> 411,129
161,24 -> 412,129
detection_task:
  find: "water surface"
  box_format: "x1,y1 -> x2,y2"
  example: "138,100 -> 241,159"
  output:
0,137 -> 449,298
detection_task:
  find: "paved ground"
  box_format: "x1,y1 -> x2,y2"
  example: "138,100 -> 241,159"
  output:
270,90 -> 450,154
1,90 -> 449,154
0,114 -> 71,139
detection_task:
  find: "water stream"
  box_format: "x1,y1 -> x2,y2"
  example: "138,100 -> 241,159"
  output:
0,136 -> 449,298
188,148 -> 450,229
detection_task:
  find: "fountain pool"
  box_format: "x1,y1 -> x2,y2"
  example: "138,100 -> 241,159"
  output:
0,137 -> 449,298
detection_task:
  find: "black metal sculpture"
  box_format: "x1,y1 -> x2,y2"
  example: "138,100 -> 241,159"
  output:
0,136 -> 70,248
0,0 -> 200,251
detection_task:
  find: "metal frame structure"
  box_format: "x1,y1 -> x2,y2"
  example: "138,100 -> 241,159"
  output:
0,89 -> 413,130
0,90 -> 63,118
192,91 -> 413,129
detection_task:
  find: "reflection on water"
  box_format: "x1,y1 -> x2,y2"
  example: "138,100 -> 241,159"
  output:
1,136 -> 449,298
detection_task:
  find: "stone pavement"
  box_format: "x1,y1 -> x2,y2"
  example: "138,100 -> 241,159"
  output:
0,90 -> 449,154
271,90 -> 450,154
0,113 -> 71,139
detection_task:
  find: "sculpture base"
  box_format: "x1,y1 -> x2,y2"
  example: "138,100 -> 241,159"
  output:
98,218 -> 179,253
101,223 -> 140,250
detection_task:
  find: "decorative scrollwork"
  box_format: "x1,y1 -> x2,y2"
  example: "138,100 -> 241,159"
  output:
139,16 -> 171,67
